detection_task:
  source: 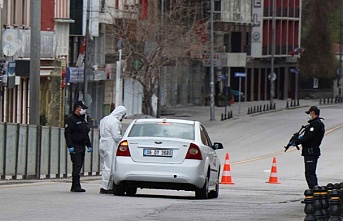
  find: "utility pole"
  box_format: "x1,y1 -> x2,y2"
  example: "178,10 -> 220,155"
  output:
83,0 -> 91,106
115,48 -> 122,108
270,0 -> 275,107
210,0 -> 215,121
339,0 -> 342,98
0,1 -> 3,122
29,0 -> 41,125
156,0 -> 164,118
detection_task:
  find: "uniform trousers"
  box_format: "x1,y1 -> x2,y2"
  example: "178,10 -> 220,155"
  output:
70,150 -> 85,187
304,156 -> 318,189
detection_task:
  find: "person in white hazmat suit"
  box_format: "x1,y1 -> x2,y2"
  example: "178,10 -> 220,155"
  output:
99,105 -> 127,194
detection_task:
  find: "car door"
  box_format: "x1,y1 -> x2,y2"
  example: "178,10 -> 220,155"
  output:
200,125 -> 219,186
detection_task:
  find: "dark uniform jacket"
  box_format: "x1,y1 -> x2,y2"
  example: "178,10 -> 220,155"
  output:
65,113 -> 91,152
295,117 -> 325,157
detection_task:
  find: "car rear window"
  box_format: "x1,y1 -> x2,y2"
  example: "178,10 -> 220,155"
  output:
128,122 -> 194,140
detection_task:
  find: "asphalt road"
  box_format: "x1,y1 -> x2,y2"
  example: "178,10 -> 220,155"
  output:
1,102 -> 343,221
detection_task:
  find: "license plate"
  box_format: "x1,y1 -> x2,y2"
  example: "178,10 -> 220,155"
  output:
143,149 -> 173,157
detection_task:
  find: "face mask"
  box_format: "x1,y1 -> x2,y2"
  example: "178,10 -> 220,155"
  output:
80,109 -> 87,115
308,114 -> 313,120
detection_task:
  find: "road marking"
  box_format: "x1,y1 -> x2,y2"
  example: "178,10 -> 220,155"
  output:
231,123 -> 343,165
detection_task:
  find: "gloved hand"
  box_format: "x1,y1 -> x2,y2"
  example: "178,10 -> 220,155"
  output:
87,147 -> 93,153
68,147 -> 75,153
298,135 -> 303,140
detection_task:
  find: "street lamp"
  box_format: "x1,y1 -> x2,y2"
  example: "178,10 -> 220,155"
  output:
210,0 -> 215,121
83,0 -> 91,106
29,0 -> 41,125
270,0 -> 275,107
156,0 -> 164,118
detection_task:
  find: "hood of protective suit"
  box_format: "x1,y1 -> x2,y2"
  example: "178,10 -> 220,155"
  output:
110,105 -> 127,121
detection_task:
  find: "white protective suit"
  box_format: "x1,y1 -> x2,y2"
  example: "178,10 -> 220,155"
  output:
99,105 -> 127,190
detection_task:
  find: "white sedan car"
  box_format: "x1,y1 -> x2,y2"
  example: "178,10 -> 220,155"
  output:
112,118 -> 224,199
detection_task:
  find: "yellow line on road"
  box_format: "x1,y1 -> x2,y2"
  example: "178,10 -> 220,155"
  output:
231,123 -> 343,165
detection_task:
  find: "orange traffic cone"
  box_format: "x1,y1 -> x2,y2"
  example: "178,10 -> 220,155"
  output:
266,157 -> 280,184
220,153 -> 235,184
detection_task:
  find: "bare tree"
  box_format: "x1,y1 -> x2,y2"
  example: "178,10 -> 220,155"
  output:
103,1 -> 207,116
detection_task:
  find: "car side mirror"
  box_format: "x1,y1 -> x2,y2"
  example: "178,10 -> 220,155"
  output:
213,142 -> 224,150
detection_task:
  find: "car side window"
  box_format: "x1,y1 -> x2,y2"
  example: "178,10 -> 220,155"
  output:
202,126 -> 212,147
200,125 -> 212,146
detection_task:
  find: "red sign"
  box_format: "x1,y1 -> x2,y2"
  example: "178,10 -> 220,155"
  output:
193,19 -> 207,44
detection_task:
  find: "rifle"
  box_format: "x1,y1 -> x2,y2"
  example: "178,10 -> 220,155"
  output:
284,125 -> 307,152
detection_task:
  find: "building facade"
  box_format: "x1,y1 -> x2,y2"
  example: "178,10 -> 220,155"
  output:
247,0 -> 301,101
1,0 -> 68,126
203,0 -> 301,103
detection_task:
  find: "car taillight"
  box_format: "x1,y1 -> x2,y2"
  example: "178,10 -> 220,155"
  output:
116,140 -> 131,157
185,143 -> 202,160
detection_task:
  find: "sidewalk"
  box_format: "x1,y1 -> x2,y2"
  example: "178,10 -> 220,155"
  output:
159,99 -> 319,127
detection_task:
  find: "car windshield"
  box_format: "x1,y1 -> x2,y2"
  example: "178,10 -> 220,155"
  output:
128,122 -> 195,140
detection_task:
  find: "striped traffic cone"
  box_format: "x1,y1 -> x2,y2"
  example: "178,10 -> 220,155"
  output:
266,157 -> 280,184
220,153 -> 235,184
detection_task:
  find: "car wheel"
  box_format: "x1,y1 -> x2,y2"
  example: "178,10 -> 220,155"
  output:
113,182 -> 125,196
208,181 -> 219,199
209,171 -> 220,199
195,175 -> 209,199
126,186 -> 137,196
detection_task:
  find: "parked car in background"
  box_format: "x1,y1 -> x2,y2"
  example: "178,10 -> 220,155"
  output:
111,118 -> 224,199
231,90 -> 245,102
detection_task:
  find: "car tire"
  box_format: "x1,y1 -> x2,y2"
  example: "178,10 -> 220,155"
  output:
209,170 -> 220,199
195,175 -> 209,199
126,186 -> 137,196
208,181 -> 219,199
113,182 -> 125,196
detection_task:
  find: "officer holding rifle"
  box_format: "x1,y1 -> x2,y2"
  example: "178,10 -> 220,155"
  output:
289,106 -> 325,189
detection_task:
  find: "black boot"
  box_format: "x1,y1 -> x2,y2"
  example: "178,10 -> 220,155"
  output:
70,177 -> 86,192
71,187 -> 86,192
100,188 -> 113,194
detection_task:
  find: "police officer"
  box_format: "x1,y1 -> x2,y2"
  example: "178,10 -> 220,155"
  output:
293,106 -> 325,189
64,101 -> 92,192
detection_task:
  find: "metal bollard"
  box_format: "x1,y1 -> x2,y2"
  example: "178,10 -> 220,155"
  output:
304,189 -> 316,221
313,186 -> 325,221
286,100 -> 289,108
339,182 -> 343,219
321,186 -> 330,220
328,189 -> 342,221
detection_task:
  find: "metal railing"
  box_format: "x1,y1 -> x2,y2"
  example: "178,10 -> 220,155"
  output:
0,123 -> 100,180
